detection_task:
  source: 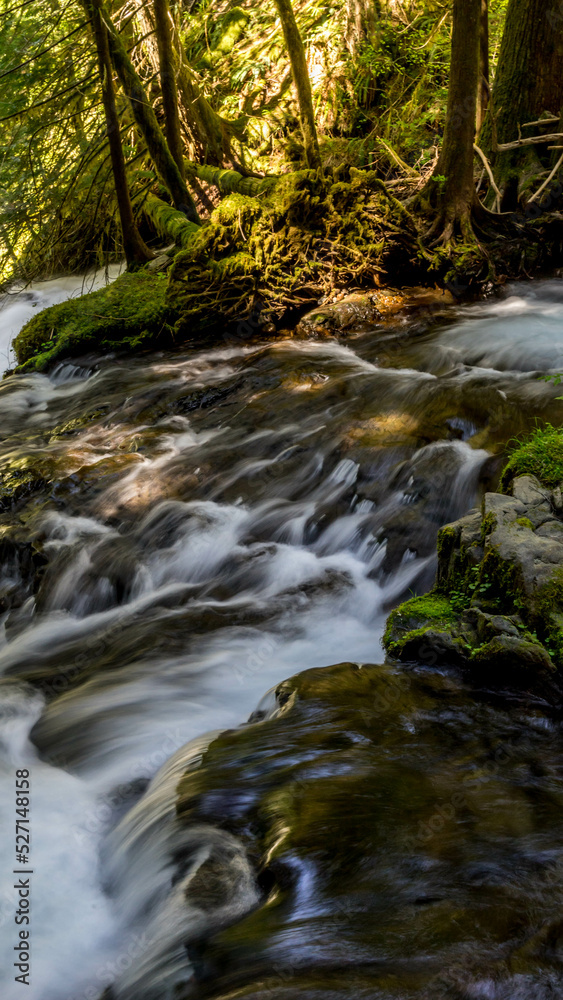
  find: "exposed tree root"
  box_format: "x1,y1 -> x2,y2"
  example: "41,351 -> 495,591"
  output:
166,168 -> 423,336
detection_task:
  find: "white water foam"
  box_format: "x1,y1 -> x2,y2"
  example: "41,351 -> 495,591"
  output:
1,277 -> 554,1000
0,263 -> 123,373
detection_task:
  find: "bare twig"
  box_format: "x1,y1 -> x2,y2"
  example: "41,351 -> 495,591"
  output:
522,117 -> 559,128
473,143 -> 502,212
529,152 -> 563,203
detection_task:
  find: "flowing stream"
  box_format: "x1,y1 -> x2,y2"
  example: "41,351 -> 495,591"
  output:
1,279 -> 563,1000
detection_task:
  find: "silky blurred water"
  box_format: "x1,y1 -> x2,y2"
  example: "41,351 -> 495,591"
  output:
0,279 -> 562,999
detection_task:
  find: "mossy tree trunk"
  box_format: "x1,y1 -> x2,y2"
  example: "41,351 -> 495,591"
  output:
154,0 -> 185,179
476,0 -> 489,133
273,0 -> 322,171
418,0 -> 481,243
93,0 -> 200,222
346,0 -> 379,57
175,58 -> 239,168
480,0 -> 563,208
85,0 -> 153,266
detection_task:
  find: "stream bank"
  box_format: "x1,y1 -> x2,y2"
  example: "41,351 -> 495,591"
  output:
12,167 -> 563,375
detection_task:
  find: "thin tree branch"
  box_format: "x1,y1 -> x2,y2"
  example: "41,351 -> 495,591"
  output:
473,143 -> 501,211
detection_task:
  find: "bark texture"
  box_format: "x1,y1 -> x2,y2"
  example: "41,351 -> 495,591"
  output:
154,0 -> 185,179
100,0 -> 200,221
346,0 -> 379,57
421,0 -> 481,241
476,0 -> 489,132
481,0 -> 563,206
85,0 -> 153,266
273,0 -> 322,171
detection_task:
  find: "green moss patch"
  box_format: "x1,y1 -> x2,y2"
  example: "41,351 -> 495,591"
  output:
500,424 -> 563,491
383,592 -> 457,657
14,270 -> 171,372
167,170 -> 420,337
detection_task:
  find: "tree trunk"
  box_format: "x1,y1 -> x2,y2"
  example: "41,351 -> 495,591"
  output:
476,0 -> 489,132
96,0 -> 200,222
85,0 -> 153,267
176,58 -> 238,167
481,0 -> 563,208
419,0 -> 481,242
153,0 -> 185,179
273,0 -> 322,171
346,0 -> 379,58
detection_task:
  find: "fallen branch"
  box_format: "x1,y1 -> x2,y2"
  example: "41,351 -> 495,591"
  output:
377,139 -> 420,178
522,117 -> 560,128
144,194 -> 199,247
495,132 -> 563,152
473,143 -> 502,212
529,151 -> 563,203
185,161 -> 276,197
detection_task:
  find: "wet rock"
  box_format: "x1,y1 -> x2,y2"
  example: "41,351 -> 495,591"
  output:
297,286 -> 455,336
472,634 -> 554,673
0,530 -> 46,612
462,607 -> 521,642
398,628 -> 467,667
388,473 -> 563,690
0,467 -> 48,512
167,659 -> 563,1000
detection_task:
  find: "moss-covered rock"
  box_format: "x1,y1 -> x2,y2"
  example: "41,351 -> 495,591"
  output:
384,473 -> 563,689
383,593 -> 458,658
500,424 -> 563,491
14,270 -> 171,371
167,170 -> 422,338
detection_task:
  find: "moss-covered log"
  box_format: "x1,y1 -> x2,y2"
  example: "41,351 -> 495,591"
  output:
187,162 -> 276,197
94,0 -> 200,222
144,194 -> 199,248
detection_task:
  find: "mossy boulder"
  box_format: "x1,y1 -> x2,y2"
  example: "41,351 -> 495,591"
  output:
383,593 -> 459,660
14,270 -> 171,371
384,474 -> 563,689
167,169 -> 422,338
499,424 -> 563,491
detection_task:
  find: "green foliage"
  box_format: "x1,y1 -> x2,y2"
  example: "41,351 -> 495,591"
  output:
0,0 -> 514,281
500,424 -> 563,491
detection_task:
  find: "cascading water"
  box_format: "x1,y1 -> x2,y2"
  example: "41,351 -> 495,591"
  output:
0,265 -> 123,373
0,280 -> 563,999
